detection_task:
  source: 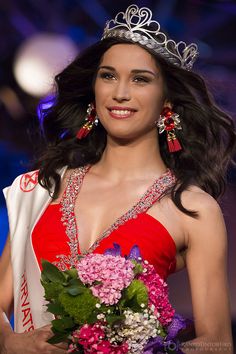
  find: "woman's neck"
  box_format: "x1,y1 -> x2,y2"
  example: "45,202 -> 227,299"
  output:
92,133 -> 167,181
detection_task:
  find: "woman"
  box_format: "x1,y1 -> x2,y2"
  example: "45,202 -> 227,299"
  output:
0,5 -> 235,354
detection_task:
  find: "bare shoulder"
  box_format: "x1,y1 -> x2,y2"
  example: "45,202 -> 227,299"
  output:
180,186 -> 226,248
181,185 -> 221,213
179,185 -> 224,222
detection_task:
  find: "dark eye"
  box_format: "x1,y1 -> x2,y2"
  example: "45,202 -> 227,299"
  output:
99,72 -> 116,80
133,76 -> 150,83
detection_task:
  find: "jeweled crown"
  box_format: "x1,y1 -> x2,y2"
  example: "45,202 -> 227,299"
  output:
102,4 -> 199,71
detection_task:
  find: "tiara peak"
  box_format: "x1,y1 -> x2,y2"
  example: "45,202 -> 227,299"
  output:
102,4 -> 199,71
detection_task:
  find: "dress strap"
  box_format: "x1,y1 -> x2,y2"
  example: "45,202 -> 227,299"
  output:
87,169 -> 176,254
59,165 -> 91,265
59,166 -> 176,261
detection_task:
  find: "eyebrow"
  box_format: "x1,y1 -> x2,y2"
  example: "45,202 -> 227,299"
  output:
98,66 -> 157,77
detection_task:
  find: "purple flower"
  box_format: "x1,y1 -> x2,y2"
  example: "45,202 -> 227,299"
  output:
104,243 -> 142,261
143,314 -> 189,354
104,243 -> 121,257
127,245 -> 142,261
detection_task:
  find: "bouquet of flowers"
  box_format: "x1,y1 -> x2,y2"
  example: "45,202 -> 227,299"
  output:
41,244 -> 187,353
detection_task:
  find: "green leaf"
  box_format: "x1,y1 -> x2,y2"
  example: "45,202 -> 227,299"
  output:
67,285 -> 85,296
41,260 -> 65,283
52,317 -> 75,332
47,331 -> 69,344
132,261 -> 143,276
68,278 -> 84,287
41,272 -> 50,283
106,314 -> 125,326
158,326 -> 167,338
47,303 -> 66,316
101,304 -> 114,313
41,280 -> 64,301
64,268 -> 79,280
124,279 -> 148,309
86,311 -> 99,324
66,278 -> 85,296
92,280 -> 103,286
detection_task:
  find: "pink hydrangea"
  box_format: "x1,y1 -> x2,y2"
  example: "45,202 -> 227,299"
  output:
76,254 -> 135,305
138,262 -> 175,326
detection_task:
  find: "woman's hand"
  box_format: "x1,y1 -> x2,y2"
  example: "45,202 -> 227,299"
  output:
1,324 -> 68,354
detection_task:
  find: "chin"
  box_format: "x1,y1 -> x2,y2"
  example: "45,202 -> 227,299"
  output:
106,130 -> 146,145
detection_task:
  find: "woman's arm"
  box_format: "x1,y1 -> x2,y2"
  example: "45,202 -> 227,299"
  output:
181,192 -> 233,353
0,235 -> 14,352
0,235 -> 67,354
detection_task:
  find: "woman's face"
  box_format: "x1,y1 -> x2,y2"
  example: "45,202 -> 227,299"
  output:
94,43 -> 167,141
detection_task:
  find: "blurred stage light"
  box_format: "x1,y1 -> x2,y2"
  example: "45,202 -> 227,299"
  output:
13,33 -> 78,97
0,87 -> 25,119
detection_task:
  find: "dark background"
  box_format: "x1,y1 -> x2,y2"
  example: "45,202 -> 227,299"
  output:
0,0 -> 235,345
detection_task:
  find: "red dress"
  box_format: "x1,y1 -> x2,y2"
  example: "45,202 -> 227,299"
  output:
32,166 -> 176,280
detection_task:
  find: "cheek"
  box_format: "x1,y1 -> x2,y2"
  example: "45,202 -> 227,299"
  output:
94,82 -> 110,106
140,89 -> 164,116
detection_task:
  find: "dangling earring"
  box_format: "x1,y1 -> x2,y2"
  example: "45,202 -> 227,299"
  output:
157,107 -> 182,153
76,103 -> 99,139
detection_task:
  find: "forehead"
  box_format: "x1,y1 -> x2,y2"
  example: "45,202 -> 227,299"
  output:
100,44 -> 159,72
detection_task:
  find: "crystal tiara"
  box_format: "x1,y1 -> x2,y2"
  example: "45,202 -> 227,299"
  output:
101,4 -> 199,71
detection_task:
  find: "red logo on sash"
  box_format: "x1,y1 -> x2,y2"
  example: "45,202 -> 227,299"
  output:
20,171 -> 39,192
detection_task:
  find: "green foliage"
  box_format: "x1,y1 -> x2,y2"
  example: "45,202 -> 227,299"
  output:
47,331 -> 69,344
46,303 -> 66,316
52,317 -> 75,332
124,279 -> 148,311
59,288 -> 98,325
41,260 -> 66,283
106,313 -> 126,326
41,261 -> 99,338
41,280 -> 64,301
66,278 -> 85,296
132,261 -> 143,276
158,326 -> 167,338
64,268 -> 79,280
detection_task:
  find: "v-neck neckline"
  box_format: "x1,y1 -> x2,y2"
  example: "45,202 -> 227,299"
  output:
59,165 -> 176,264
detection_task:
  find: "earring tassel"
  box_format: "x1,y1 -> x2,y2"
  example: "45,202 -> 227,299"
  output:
76,122 -> 93,139
167,132 -> 182,152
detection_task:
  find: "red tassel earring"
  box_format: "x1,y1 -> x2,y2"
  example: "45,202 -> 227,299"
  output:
157,107 -> 182,153
76,103 -> 98,139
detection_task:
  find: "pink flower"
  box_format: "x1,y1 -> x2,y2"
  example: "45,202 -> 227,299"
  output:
87,340 -> 128,354
76,323 -> 105,348
72,323 -> 128,354
67,343 -> 77,353
138,262 -> 175,326
76,254 -> 135,305
88,340 -> 112,353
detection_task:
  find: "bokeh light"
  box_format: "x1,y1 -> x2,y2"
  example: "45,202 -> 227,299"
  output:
13,33 -> 78,97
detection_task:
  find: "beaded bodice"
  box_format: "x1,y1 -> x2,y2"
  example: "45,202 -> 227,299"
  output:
52,165 -> 176,270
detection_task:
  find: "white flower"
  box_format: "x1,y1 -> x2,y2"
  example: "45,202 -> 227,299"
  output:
106,309 -> 160,354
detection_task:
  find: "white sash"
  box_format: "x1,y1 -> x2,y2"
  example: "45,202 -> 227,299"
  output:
3,168 -> 66,332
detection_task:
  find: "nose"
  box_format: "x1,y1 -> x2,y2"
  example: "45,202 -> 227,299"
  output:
112,80 -> 131,102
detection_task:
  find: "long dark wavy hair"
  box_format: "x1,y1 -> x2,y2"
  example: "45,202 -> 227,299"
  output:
37,37 -> 236,217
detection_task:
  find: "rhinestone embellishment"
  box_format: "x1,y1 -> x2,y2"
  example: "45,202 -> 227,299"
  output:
54,165 -> 176,269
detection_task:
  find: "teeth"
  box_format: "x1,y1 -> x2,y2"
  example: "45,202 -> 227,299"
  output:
111,109 -> 133,115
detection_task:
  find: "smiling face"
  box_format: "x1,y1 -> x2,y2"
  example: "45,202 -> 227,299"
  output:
94,43 -> 167,142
